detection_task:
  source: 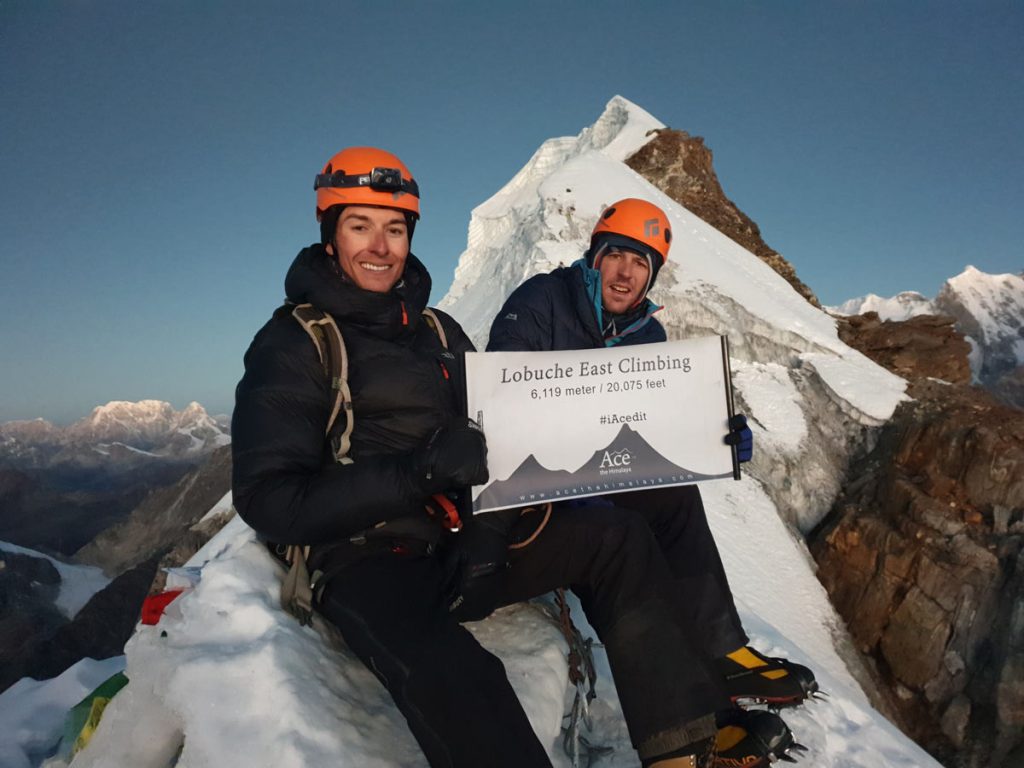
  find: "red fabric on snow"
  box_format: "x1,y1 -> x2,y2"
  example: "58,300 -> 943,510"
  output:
139,589 -> 185,625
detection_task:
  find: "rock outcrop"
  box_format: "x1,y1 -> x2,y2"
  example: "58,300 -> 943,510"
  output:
812,315 -> 1024,768
0,551 -> 65,688
836,312 -> 972,385
148,503 -> 237,595
625,128 -> 820,307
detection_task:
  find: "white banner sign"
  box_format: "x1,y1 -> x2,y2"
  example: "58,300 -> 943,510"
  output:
465,336 -> 738,514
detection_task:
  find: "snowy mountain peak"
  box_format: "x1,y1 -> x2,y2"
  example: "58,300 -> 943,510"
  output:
89,399 -> 172,420
941,265 -> 1024,340
0,417 -> 59,440
70,400 -> 193,444
939,265 -> 1024,382
79,399 -> 174,431
576,95 -> 664,161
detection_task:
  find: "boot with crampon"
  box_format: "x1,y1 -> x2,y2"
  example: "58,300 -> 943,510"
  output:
716,646 -> 818,707
712,709 -> 807,767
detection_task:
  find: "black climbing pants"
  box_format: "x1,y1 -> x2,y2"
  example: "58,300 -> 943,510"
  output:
317,503 -> 729,768
608,485 -> 749,658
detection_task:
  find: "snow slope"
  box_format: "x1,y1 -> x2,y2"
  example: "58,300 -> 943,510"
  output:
45,97 -> 940,768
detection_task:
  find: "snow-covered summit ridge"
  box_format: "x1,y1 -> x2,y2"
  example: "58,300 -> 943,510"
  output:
444,96 -> 665,328
830,265 -> 1024,380
440,95 -> 907,531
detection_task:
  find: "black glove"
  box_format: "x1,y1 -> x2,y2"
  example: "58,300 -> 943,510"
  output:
444,515 -> 510,622
723,413 -> 754,463
412,418 -> 489,494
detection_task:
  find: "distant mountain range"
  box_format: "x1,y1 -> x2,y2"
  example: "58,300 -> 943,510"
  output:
828,266 -> 1024,388
0,400 -> 230,471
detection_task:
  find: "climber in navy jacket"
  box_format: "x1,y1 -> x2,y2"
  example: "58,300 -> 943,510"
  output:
488,197 -> 819,709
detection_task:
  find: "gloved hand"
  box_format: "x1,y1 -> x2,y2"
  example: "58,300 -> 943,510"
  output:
412,418 -> 489,494
724,413 -> 753,463
444,515 -> 510,622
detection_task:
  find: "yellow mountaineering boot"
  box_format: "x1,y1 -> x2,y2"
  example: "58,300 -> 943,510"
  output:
716,646 -> 819,707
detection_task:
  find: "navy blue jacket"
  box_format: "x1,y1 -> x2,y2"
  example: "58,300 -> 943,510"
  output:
487,260 -> 665,352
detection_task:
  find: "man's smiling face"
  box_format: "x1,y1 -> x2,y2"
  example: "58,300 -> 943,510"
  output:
329,205 -> 410,293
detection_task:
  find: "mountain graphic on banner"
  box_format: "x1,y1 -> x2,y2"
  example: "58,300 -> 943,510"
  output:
475,424 -> 731,511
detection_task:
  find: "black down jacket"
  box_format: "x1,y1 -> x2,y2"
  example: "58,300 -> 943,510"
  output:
232,245 -> 473,547
486,261 -> 665,352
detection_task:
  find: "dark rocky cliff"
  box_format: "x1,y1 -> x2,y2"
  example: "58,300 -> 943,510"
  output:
626,124 -> 1022,766
814,313 -> 1024,768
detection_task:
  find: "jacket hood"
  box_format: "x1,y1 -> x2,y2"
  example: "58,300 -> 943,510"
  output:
284,245 -> 433,338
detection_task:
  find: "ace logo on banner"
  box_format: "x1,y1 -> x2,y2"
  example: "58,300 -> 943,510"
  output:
465,336 -> 740,514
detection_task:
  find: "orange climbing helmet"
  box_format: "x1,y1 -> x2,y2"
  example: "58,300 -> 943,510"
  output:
314,146 -> 420,221
588,198 -> 672,270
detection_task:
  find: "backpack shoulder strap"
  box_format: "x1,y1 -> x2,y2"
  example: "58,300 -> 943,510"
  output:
421,307 -> 449,349
290,303 -> 354,465
288,304 -> 446,465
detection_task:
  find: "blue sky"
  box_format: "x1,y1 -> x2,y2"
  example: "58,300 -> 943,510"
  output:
2,1 -> 1021,423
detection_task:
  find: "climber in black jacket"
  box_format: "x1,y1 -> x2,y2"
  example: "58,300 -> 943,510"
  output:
232,149 -> 733,768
